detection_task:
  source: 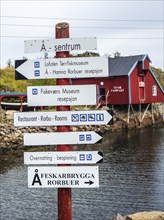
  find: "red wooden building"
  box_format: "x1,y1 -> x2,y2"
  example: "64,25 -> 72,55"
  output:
72,54 -> 164,105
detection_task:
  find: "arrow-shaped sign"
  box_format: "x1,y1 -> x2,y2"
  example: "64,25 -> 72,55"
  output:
24,151 -> 103,164
24,131 -> 102,146
14,110 -> 113,126
15,57 -> 109,80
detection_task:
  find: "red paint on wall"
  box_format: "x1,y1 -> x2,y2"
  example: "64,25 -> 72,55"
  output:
144,58 -> 150,70
71,56 -> 164,105
145,72 -> 164,103
107,77 -> 128,104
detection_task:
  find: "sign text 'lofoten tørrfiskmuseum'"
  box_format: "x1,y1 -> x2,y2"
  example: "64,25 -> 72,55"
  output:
15,57 -> 108,80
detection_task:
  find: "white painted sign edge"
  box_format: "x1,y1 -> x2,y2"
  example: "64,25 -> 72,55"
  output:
28,166 -> 99,188
24,37 -> 97,53
23,131 -> 102,146
27,84 -> 97,106
15,56 -> 109,79
14,110 -> 113,126
24,151 -> 103,164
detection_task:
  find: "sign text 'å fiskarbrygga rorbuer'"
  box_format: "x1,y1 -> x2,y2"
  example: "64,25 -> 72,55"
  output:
28,166 -> 99,188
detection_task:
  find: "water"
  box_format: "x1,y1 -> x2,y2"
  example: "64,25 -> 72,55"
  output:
0,127 -> 164,220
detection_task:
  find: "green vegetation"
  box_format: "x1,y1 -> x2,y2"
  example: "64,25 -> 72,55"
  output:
151,66 -> 164,89
0,67 -> 56,92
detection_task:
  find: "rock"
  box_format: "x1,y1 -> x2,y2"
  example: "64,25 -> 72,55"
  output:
112,121 -> 125,131
101,106 -> 110,110
16,130 -> 22,134
14,132 -> 21,138
46,127 -> 53,132
71,126 -> 78,132
127,211 -> 164,220
5,110 -> 15,120
0,131 -> 6,136
112,213 -> 132,220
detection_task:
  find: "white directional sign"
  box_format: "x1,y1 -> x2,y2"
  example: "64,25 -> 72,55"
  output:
24,151 -> 103,165
27,85 -> 97,106
14,110 -> 113,126
24,37 -> 97,53
24,131 -> 102,146
28,166 -> 99,188
15,57 -> 109,80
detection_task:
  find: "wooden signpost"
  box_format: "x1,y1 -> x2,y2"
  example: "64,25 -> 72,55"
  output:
55,23 -> 72,220
14,22 -> 113,220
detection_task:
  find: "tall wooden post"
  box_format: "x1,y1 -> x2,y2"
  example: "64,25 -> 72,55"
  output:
55,22 -> 72,220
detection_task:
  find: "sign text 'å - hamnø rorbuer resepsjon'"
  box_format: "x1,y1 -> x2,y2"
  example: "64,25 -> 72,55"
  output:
15,57 -> 108,80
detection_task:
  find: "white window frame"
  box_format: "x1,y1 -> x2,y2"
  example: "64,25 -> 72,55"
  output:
152,85 -> 157,96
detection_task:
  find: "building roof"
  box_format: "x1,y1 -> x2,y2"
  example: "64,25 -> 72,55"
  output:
108,54 -> 151,76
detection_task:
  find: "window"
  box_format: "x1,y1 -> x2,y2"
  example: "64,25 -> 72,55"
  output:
152,85 -> 157,96
99,88 -> 106,101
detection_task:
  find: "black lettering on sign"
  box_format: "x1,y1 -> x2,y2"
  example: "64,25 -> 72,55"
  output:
45,68 -> 48,75
32,169 -> 42,186
40,41 -> 46,52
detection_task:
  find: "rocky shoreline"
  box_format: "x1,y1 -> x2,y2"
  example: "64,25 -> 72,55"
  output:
0,105 -> 163,152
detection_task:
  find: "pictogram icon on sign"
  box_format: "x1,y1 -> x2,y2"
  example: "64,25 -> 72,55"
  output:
88,114 -> 95,121
96,114 -> 104,121
34,70 -> 40,76
71,114 -> 79,122
34,61 -> 40,68
80,114 -> 87,121
32,88 -> 38,95
86,154 -> 92,160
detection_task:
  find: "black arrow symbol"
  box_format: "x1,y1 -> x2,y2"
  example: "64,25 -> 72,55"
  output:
15,60 -> 28,80
84,180 -> 94,185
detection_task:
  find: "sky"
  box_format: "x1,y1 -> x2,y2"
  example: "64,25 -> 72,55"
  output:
0,0 -> 164,70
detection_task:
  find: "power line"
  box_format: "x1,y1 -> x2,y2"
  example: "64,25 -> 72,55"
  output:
1,0 -> 163,1
1,36 -> 163,39
1,23 -> 163,29
1,15 -> 163,22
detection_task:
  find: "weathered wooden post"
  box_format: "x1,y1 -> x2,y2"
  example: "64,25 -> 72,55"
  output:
55,22 -> 72,220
